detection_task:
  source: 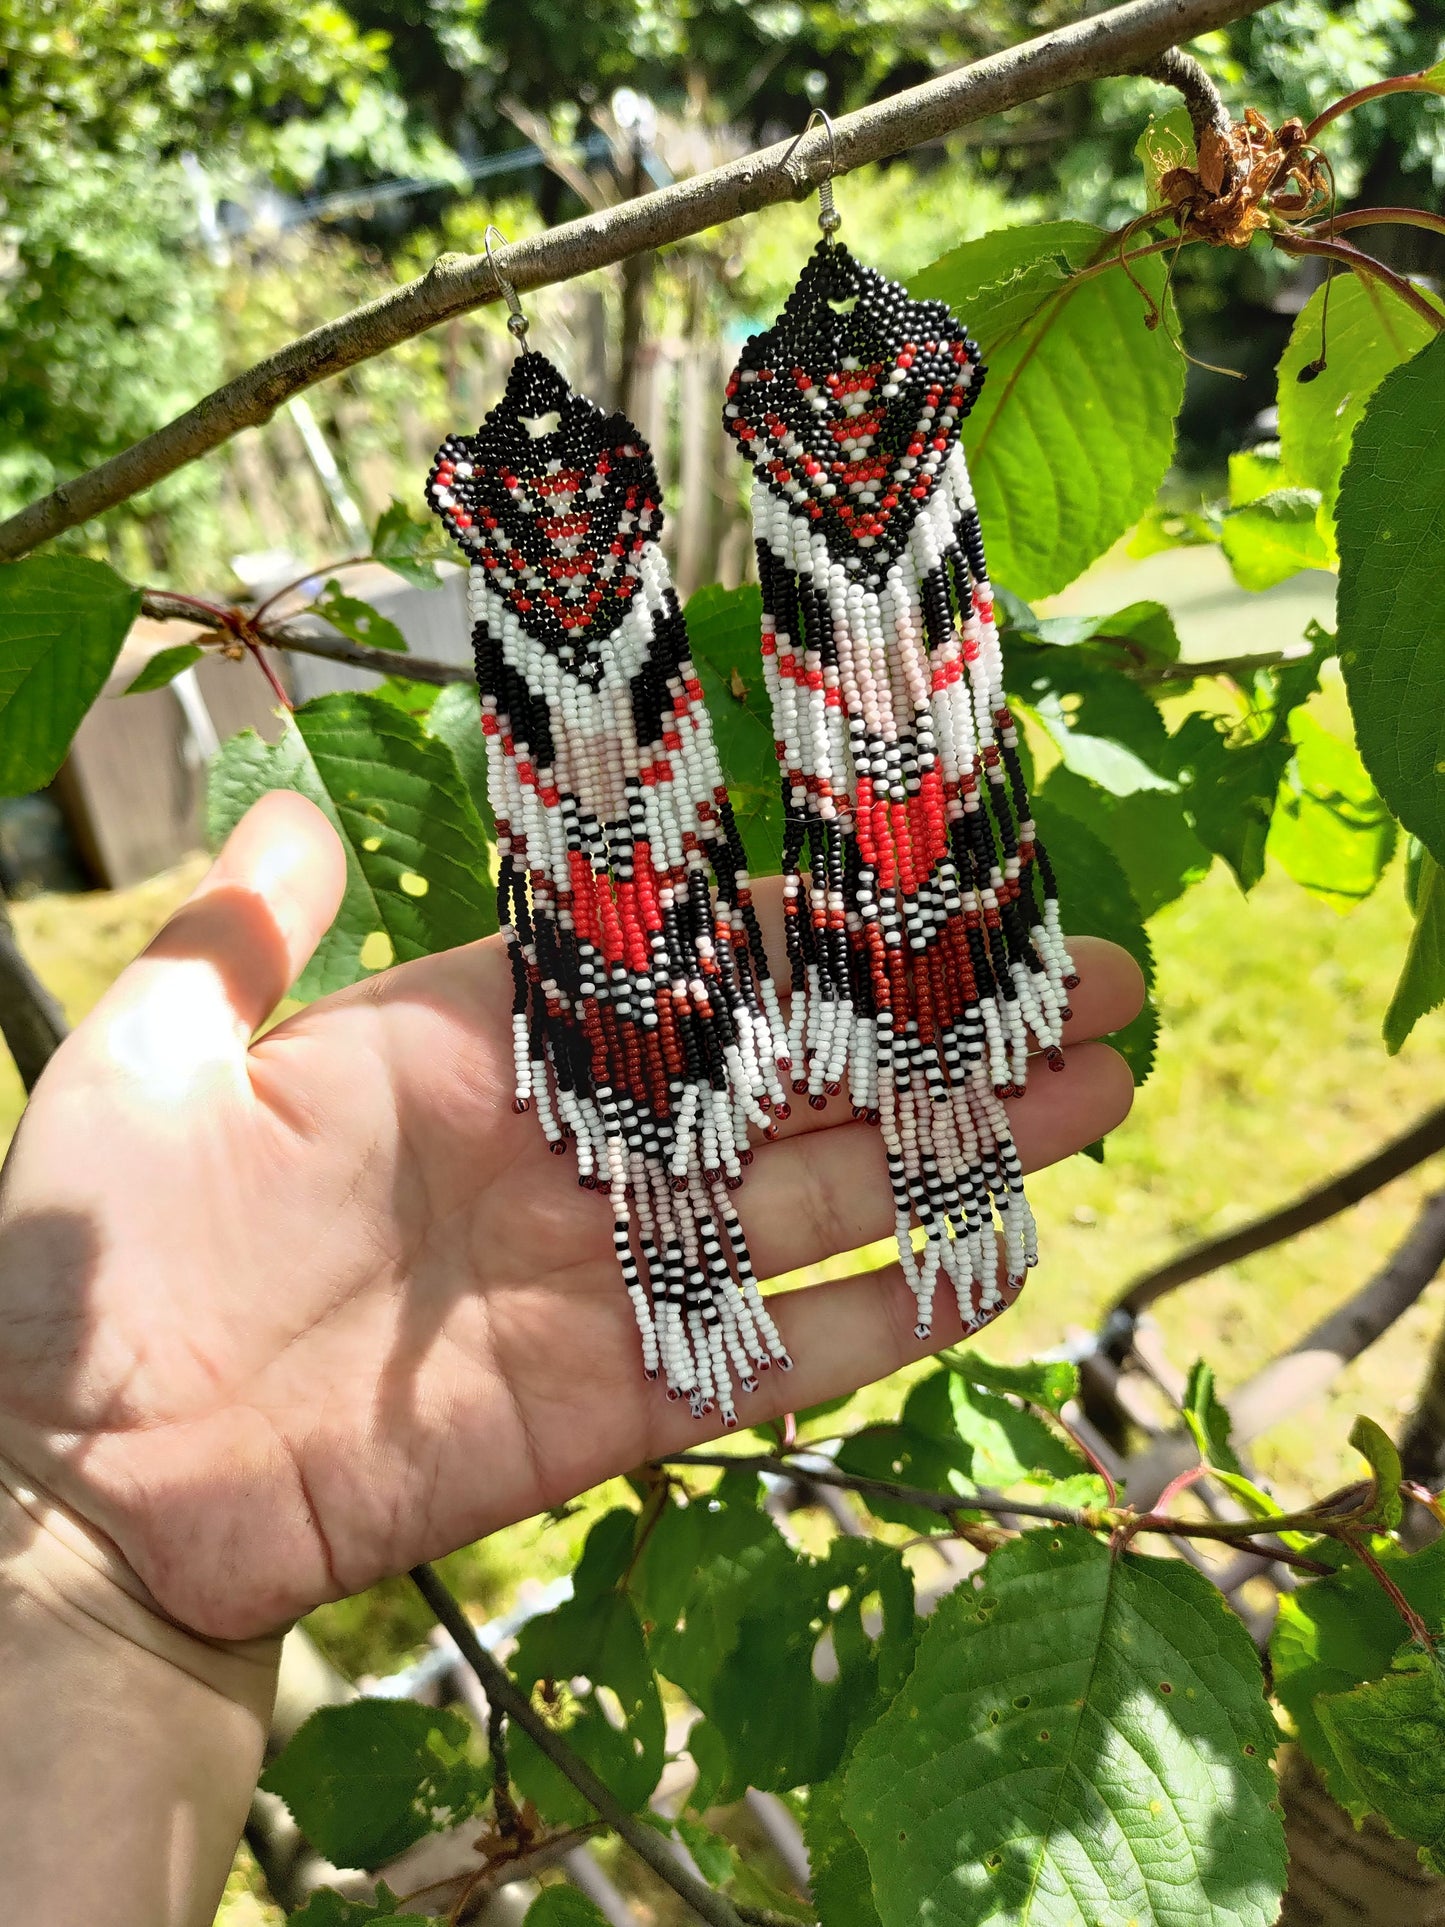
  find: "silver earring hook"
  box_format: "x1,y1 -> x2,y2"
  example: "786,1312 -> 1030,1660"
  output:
781,108 -> 841,237
483,225 -> 530,342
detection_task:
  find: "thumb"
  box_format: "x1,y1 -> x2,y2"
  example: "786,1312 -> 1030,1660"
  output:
85,790 -> 347,1084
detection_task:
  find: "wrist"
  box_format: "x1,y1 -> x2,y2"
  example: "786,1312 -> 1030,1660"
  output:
0,1451 -> 282,1716
1,1454 -> 282,1927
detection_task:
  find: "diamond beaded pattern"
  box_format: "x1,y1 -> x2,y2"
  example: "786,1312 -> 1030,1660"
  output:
723,240 -> 985,583
428,353 -> 662,682
427,352 -> 794,1422
722,240 -> 1076,1342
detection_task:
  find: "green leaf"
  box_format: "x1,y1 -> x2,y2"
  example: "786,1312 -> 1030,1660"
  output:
207,691 -> 494,999
1221,488 -> 1332,592
369,675 -> 439,720
805,1775 -> 882,1927
1278,273 -> 1442,522
508,1510 -> 665,1826
1269,709 -> 1396,908
642,1477 -> 787,1670
521,1890 -> 614,1927
1317,1647 -> 1445,1872
1032,790 -> 1158,1082
843,1528 -> 1284,1927
1337,332 -> 1445,867
371,498 -> 447,590
123,640 -> 205,694
912,232 -> 1075,339
1040,768 -> 1211,918
1128,500 -> 1221,559
1386,848 -> 1445,1052
423,679 -> 495,842
1180,1360 -> 1301,1532
1350,1414 -> 1405,1531
1006,631 -> 1179,801
1178,629 -> 1336,899
1227,442 -> 1285,509
312,580 -> 409,655
1183,1359 -> 1245,1478
287,1885 -> 430,1926
1271,1536 -> 1445,1812
648,1480 -> 916,1797
1170,714 -> 1294,893
1136,104 -> 1196,204
911,222 -> 1185,599
933,1370 -> 1085,1490
685,1715 -> 731,1816
260,1701 -> 488,1871
837,1372 -> 977,1534
1007,596 -> 1182,666
1026,694 -> 1176,798
946,1351 -> 1079,1416
834,1428 -> 960,1534
0,555 -> 140,794
673,1812 -> 739,1888
684,583 -> 781,880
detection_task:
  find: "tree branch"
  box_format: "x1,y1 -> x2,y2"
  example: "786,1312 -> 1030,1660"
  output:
1107,1102 -> 1445,1329
138,589 -> 470,688
1120,1187 -> 1445,1508
658,1451 -> 1337,1568
1133,46 -> 1232,148
408,1564 -> 796,1927
0,0 -> 1274,561
0,897 -> 68,1091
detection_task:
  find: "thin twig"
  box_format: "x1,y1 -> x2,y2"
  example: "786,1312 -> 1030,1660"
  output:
138,589 -> 470,687
658,1449 -> 1103,1528
660,1450 -> 1344,1568
408,1565 -> 797,1927
1107,1102 -> 1445,1327
253,554 -> 369,624
1340,1532 -> 1438,1650
488,1701 -> 521,1845
1305,68 -> 1445,143
0,0 -> 1277,560
1138,648 -> 1303,682
1306,206 -> 1445,242
1271,230 -> 1445,333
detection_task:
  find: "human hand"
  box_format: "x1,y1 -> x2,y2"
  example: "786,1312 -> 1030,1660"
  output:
0,792 -> 1142,1641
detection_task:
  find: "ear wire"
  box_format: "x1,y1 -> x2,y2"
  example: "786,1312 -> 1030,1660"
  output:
483,225 -> 531,343
781,108 -> 841,237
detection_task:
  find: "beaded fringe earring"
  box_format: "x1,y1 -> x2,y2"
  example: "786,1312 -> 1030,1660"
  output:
427,243 -> 791,1421
721,127 -> 1077,1341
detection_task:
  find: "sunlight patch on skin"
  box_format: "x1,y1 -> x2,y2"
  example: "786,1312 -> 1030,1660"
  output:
359,931 -> 395,971
105,959 -> 249,1100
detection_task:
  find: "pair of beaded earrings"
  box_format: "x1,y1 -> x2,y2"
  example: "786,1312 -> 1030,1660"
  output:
426,121 -> 1075,1424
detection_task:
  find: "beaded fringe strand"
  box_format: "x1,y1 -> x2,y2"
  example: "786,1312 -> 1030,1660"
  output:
724,242 -> 1076,1340
430,352 -> 792,1420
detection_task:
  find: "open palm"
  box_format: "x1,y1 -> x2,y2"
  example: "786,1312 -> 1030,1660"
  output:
0,792 -> 1142,1641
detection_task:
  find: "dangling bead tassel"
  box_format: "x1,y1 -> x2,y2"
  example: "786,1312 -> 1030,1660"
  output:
723,240 -> 1077,1339
429,352 -> 791,1419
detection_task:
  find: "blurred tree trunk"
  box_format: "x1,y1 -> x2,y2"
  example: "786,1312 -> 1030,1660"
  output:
0,896 -> 67,1091
1280,1748 -> 1445,1924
